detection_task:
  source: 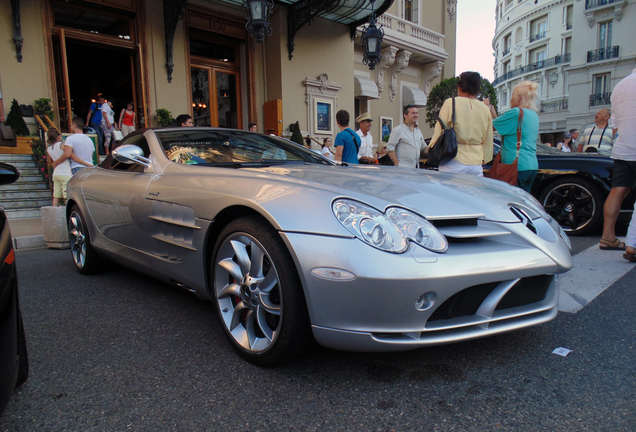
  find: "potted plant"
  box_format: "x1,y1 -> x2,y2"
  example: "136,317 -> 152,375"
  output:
155,108 -> 174,127
4,99 -> 30,136
4,99 -> 33,153
33,98 -> 55,120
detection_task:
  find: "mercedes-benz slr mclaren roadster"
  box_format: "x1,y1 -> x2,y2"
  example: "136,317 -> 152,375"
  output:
66,128 -> 573,366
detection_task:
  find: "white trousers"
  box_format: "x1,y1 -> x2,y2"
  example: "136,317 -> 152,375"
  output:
438,158 -> 483,176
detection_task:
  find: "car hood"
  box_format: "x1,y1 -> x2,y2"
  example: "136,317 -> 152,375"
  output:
233,163 -> 537,224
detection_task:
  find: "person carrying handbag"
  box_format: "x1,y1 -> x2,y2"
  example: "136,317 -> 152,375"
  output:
489,81 -> 539,192
428,71 -> 494,176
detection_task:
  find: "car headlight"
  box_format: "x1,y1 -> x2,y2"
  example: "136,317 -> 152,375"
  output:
332,199 -> 448,253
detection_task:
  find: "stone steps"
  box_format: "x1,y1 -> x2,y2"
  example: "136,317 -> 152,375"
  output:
0,154 -> 50,219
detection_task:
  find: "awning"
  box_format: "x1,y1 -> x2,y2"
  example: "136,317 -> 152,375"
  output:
403,86 -> 427,107
354,75 -> 379,99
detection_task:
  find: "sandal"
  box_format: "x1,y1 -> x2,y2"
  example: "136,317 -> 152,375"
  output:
599,238 -> 626,251
624,248 -> 636,262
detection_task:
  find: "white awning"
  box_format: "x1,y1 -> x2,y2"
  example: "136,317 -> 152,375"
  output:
354,75 -> 379,99
403,86 -> 427,107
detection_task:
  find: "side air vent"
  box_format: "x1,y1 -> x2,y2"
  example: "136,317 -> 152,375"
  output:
510,205 -> 537,234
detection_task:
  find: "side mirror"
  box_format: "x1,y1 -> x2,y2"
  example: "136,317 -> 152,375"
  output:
112,145 -> 151,167
0,163 -> 20,186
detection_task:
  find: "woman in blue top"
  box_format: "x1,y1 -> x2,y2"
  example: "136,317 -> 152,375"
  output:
489,81 -> 540,192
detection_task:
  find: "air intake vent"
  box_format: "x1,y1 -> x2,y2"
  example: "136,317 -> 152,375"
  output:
510,205 -> 537,234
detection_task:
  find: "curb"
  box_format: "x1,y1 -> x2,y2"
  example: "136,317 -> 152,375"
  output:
12,235 -> 47,251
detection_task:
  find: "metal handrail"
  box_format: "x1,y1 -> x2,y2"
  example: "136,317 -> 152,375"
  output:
493,53 -> 571,86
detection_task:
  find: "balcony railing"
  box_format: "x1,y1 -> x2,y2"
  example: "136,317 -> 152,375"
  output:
586,0 -> 617,9
540,98 -> 569,113
492,53 -> 571,86
566,22 -> 572,30
589,92 -> 612,107
529,32 -> 546,43
587,46 -> 619,62
502,48 -> 511,56
375,14 -> 443,48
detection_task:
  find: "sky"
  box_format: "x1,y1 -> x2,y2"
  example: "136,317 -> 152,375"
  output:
455,0 -> 497,82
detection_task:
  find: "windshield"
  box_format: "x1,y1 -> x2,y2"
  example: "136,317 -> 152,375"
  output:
155,129 -> 331,166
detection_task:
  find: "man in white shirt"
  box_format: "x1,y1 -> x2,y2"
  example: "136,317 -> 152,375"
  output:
577,108 -> 614,154
599,68 -> 636,259
387,104 -> 425,168
355,112 -> 375,164
54,117 -> 94,175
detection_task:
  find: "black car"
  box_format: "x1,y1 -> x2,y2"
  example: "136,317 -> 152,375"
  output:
423,141 -> 635,236
0,162 -> 29,416
505,143 -> 634,236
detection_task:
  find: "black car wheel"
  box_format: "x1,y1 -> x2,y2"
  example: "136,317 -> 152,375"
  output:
539,176 -> 605,236
68,206 -> 101,274
211,215 -> 311,366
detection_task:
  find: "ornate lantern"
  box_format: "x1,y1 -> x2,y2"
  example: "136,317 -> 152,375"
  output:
361,0 -> 384,70
245,0 -> 274,43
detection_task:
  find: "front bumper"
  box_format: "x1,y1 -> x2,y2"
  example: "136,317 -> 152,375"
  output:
281,224 -> 570,352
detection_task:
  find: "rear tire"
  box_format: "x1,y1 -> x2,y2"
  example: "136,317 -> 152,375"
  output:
68,206 -> 102,274
539,176 -> 605,236
211,215 -> 311,366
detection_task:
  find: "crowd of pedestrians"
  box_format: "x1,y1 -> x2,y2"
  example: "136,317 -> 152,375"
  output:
43,70 -> 636,262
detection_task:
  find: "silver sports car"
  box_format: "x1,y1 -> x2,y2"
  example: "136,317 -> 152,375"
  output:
66,128 -> 573,366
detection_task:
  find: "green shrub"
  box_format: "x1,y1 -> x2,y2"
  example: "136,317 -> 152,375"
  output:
4,99 -> 30,136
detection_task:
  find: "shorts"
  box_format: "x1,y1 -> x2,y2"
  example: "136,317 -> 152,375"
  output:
611,159 -> 636,188
53,174 -> 71,199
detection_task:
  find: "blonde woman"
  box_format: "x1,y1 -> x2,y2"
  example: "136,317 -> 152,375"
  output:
489,81 -> 540,192
46,129 -> 71,206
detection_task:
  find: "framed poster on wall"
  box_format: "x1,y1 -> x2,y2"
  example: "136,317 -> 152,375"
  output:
314,99 -> 333,135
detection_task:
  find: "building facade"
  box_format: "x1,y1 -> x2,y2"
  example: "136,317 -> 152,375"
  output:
0,0 -> 457,155
492,0 -> 635,142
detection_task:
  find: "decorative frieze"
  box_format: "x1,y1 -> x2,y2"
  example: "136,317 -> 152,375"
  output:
422,61 -> 444,96
376,46 -> 398,98
389,50 -> 412,102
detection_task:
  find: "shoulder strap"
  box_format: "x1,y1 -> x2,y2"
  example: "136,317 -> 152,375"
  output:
451,97 -> 456,128
515,108 -> 524,158
597,124 -> 608,148
586,126 -> 596,147
345,129 -> 360,151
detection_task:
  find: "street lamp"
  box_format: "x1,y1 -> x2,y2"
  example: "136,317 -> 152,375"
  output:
244,0 -> 274,43
361,0 -> 384,70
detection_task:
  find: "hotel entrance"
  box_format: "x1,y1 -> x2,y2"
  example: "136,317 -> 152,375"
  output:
47,0 -> 145,132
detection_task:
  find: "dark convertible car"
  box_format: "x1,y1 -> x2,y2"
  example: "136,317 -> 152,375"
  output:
503,143 -> 635,236
0,162 -> 29,416
424,141 -> 635,236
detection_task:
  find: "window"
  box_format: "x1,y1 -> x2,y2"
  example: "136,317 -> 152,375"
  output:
598,21 -> 612,49
564,5 -> 573,28
593,73 -> 610,95
536,50 -> 546,63
505,0 -> 513,8
562,37 -> 572,55
403,0 -> 418,23
537,20 -> 547,36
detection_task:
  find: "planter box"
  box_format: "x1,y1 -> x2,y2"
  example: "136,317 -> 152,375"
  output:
41,206 -> 69,249
0,136 -> 34,155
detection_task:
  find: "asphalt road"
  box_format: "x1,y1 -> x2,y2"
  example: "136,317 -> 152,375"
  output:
1,235 -> 635,432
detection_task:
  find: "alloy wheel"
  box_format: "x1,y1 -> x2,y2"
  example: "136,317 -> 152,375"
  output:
214,233 -> 282,353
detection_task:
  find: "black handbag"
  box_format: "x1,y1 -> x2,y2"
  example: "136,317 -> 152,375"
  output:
427,97 -> 458,167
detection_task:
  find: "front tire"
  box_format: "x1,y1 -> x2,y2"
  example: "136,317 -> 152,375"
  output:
539,176 -> 605,236
211,215 -> 311,366
68,205 -> 101,274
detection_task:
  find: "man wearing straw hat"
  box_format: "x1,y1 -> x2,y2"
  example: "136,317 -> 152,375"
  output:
355,112 -> 375,164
